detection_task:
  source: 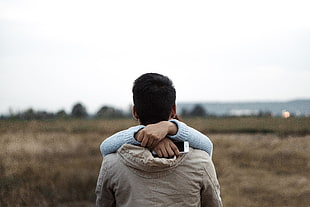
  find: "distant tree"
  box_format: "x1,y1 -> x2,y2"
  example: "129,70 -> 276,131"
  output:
180,104 -> 207,117
258,110 -> 272,117
180,108 -> 189,117
96,105 -> 124,118
35,111 -> 54,119
190,104 -> 207,117
15,108 -> 55,120
71,103 -> 87,118
56,110 -> 68,119
22,108 -> 36,120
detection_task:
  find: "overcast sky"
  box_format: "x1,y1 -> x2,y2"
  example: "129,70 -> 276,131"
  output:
1,0 -> 310,115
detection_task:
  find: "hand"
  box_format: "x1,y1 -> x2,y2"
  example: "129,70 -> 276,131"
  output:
153,138 -> 180,158
135,121 -> 177,149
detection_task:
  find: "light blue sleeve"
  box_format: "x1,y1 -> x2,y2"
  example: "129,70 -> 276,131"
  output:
167,119 -> 213,158
100,125 -> 144,156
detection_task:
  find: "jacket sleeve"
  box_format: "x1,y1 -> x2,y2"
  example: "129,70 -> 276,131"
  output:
95,158 -> 116,207
168,119 -> 213,158
201,159 -> 223,207
100,125 -> 144,156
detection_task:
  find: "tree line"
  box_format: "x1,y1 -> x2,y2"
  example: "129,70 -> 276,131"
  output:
0,103 -> 210,120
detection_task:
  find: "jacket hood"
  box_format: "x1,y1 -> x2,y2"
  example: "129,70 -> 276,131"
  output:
118,144 -> 188,173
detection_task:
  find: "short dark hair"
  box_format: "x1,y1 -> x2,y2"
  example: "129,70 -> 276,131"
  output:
133,73 -> 176,125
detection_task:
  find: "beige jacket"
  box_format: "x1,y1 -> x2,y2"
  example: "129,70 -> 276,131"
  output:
96,144 -> 222,207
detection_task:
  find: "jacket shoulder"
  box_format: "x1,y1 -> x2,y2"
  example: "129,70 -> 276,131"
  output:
102,153 -> 121,169
183,149 -> 215,172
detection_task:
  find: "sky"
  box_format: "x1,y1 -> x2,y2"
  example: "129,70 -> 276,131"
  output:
1,0 -> 310,115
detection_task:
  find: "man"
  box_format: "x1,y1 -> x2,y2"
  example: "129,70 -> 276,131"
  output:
96,73 -> 222,207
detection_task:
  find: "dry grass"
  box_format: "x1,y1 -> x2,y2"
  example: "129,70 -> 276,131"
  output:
212,134 -> 309,207
0,118 -> 309,206
0,132 -> 99,206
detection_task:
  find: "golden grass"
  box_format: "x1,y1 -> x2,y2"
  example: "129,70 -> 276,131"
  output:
0,118 -> 309,206
212,134 -> 309,207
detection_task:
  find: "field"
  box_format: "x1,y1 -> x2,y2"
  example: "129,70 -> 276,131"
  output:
0,117 -> 309,206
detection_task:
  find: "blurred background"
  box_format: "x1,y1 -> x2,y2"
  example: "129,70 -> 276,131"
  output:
1,1 -> 309,207
1,0 -> 309,116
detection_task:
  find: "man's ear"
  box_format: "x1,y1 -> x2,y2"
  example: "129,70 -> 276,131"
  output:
170,104 -> 177,119
132,106 -> 139,120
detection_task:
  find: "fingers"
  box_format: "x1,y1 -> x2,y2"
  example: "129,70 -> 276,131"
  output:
158,145 -> 174,158
153,138 -> 180,158
169,142 -> 180,157
140,135 -> 149,147
148,138 -> 158,149
153,148 -> 165,157
161,147 -> 169,158
166,144 -> 175,157
135,130 -> 144,142
136,125 -> 180,158
156,148 -> 163,157
136,129 -> 161,148
136,122 -> 169,147
140,135 -> 158,148
137,130 -> 152,147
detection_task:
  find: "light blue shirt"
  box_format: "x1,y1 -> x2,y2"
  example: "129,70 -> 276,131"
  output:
100,119 -> 213,158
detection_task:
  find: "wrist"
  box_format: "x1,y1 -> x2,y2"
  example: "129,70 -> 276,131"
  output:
167,120 -> 178,135
133,126 -> 145,141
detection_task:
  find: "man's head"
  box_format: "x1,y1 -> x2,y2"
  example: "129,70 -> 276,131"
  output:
132,73 -> 176,125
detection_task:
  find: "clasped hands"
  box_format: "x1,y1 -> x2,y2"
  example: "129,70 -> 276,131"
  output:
135,121 -> 180,158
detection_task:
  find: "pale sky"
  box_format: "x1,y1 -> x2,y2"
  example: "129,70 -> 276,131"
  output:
1,0 -> 310,115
